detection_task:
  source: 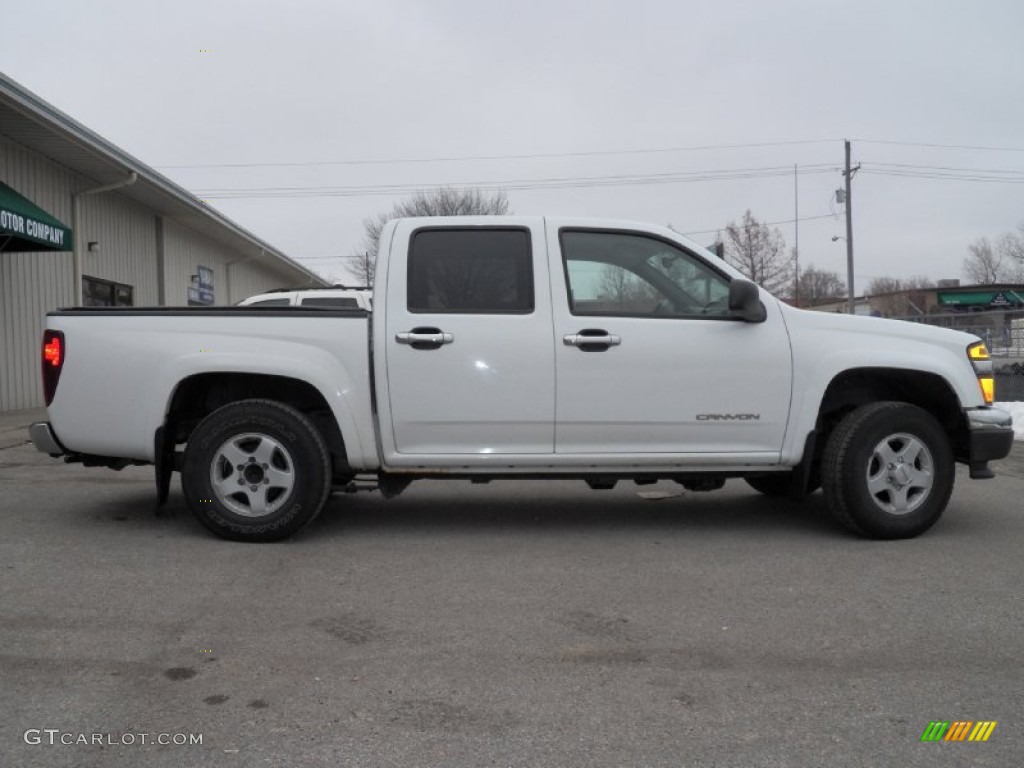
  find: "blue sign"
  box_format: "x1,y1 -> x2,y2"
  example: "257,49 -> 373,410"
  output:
188,266 -> 215,305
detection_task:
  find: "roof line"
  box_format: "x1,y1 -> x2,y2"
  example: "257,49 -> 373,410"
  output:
0,70 -> 324,285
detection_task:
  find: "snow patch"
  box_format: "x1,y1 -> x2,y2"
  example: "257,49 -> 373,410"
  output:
994,402 -> 1024,441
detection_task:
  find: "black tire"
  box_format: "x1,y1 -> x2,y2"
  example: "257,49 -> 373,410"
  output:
822,402 -> 954,539
182,399 -> 332,542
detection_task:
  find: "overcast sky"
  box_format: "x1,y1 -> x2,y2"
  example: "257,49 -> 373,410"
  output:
2,0 -> 1023,292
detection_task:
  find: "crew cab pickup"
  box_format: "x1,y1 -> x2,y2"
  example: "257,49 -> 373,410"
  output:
31,216 -> 1014,541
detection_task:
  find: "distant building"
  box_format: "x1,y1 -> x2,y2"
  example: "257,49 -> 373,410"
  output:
1,73 -> 327,411
806,284 -> 1024,318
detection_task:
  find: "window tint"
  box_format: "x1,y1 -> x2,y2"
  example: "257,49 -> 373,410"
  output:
247,298 -> 291,307
408,229 -> 533,313
300,296 -> 360,308
561,231 -> 731,318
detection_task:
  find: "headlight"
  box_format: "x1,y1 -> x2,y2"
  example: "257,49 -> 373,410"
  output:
967,342 -> 995,405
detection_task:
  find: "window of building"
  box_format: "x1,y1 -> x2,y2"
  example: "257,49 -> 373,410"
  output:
82,276 -> 133,307
408,228 -> 533,313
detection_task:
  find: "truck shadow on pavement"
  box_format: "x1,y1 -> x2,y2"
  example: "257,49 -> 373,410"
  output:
313,482 -> 841,540
61,475 -> 1008,543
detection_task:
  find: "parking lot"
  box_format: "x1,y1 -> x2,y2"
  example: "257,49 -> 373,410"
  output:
1,428 -> 1022,767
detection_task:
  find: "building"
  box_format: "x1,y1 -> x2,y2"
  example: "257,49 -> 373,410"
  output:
807,283 -> 1024,318
0,72 -> 327,411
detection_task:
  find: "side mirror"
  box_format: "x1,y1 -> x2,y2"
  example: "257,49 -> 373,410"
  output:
728,280 -> 767,323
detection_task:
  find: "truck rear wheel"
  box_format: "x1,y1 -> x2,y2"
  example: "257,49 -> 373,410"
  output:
822,402 -> 954,539
182,399 -> 332,542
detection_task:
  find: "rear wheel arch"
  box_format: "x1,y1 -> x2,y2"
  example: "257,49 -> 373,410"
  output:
162,373 -> 352,478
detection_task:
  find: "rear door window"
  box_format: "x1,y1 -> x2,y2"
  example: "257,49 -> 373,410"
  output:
407,228 -> 533,313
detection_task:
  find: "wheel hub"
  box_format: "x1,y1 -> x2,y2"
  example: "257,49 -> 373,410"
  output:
891,464 -> 912,486
866,432 -> 934,516
209,433 -> 295,517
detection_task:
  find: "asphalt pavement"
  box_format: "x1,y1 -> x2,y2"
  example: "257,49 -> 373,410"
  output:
1,437 -> 1022,767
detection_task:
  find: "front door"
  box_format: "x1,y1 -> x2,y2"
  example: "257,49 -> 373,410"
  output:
549,225 -> 792,456
384,220 -> 555,455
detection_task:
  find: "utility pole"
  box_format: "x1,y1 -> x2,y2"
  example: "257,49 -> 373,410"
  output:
793,164 -> 799,306
842,140 -> 860,314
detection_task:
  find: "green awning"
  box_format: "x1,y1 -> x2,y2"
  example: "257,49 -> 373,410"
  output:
938,290 -> 1024,308
0,181 -> 73,252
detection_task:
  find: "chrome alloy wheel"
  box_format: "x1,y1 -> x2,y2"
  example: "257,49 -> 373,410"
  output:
865,432 -> 934,515
209,432 -> 296,517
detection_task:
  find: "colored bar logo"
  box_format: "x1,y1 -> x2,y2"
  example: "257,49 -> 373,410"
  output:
920,721 -> 997,742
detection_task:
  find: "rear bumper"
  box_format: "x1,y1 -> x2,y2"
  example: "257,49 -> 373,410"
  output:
29,422 -> 64,456
965,407 -> 1014,478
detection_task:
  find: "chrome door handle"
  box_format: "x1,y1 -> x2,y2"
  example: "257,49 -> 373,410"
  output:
563,331 -> 621,348
396,328 -> 454,347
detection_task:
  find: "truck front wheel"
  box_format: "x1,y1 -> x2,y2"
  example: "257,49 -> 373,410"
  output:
182,399 -> 332,542
822,402 -> 954,539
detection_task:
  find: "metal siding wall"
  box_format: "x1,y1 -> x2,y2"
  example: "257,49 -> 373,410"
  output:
229,259 -> 299,303
161,219 -> 302,306
2,134 -> 317,410
162,219 -> 230,306
79,192 -> 159,306
0,137 -> 76,411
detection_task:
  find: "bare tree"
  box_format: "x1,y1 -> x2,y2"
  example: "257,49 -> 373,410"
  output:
963,237 -> 1005,284
721,210 -> 793,296
796,265 -> 846,304
346,187 -> 510,284
866,277 -> 903,317
597,265 -> 659,312
962,223 -> 1024,284
866,276 -> 935,317
997,226 -> 1024,281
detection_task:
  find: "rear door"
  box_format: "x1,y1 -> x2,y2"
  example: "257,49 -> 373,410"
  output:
383,219 -> 555,455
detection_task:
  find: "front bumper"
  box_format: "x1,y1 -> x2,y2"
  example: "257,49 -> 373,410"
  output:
965,407 -> 1014,478
29,422 -> 64,456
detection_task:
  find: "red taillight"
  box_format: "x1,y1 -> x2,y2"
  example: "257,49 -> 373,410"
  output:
44,336 -> 62,366
42,330 -> 65,406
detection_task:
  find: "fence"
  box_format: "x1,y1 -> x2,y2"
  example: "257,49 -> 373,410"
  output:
892,309 -> 1024,401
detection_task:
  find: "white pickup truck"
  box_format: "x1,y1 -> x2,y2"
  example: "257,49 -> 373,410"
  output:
31,216 -> 1014,542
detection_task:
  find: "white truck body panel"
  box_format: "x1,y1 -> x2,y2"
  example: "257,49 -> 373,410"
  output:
778,306 -> 983,463
381,218 -> 556,455
45,312 -> 379,468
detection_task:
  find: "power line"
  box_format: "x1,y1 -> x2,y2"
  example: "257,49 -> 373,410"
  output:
863,161 -> 1024,175
861,169 -> 1024,184
680,213 -> 837,237
856,139 -> 1024,153
156,139 -> 841,170
197,164 -> 837,200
